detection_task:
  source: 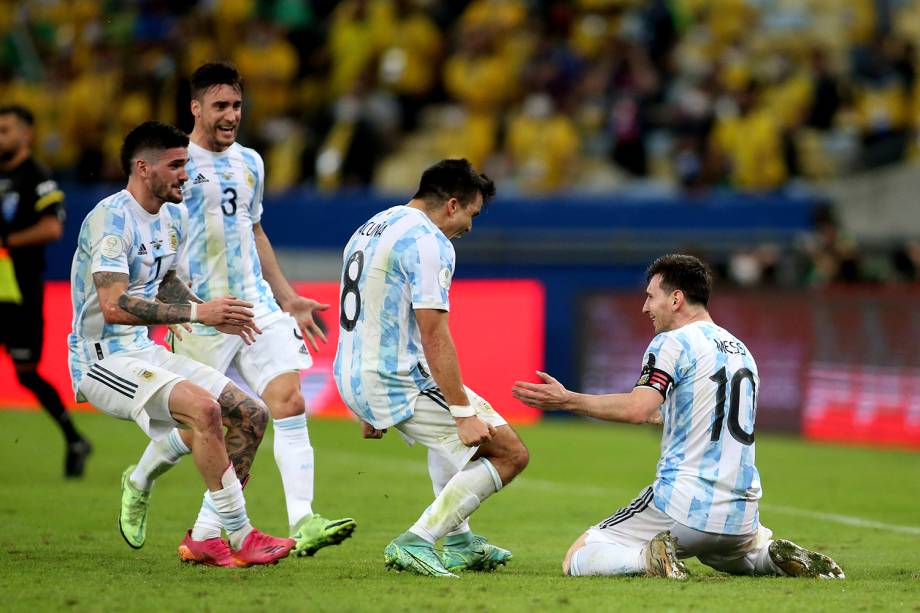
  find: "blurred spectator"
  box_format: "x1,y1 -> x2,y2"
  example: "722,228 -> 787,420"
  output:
2,0 -> 920,193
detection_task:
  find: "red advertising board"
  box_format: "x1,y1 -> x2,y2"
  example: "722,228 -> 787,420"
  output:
0,280 -> 544,423
578,289 -> 920,449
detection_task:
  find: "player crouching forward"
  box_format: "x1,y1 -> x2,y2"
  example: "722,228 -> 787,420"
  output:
68,121 -> 293,567
334,159 -> 529,577
514,254 -> 844,580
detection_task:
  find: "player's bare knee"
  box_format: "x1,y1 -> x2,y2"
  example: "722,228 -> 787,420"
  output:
190,395 -> 223,435
270,387 -> 305,420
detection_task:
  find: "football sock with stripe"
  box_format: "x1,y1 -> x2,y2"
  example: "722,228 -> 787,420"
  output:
131,429 -> 190,491
568,544 -> 645,576
409,458 -> 502,543
426,449 -> 471,537
273,414 -> 315,529
193,465 -> 253,548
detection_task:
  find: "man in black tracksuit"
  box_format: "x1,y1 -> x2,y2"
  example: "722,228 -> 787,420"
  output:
0,104 -> 91,477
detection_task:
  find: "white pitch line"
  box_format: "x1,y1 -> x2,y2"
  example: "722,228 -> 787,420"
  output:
325,450 -> 920,536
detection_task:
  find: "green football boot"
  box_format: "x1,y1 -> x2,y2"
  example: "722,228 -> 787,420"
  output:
769,539 -> 845,579
119,465 -> 150,549
290,513 -> 357,557
384,532 -> 457,577
439,533 -> 513,572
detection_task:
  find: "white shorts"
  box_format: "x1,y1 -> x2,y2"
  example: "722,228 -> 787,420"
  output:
168,312 -> 312,396
584,485 -> 773,574
396,386 -> 508,471
76,344 -> 231,441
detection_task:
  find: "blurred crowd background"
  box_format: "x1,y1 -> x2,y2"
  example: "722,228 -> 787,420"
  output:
4,0 -> 920,193
3,0 -> 920,287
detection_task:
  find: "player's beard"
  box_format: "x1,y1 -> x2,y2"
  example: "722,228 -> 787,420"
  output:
151,174 -> 183,203
0,147 -> 16,162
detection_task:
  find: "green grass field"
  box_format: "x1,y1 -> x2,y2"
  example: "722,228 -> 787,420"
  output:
1,410 -> 918,612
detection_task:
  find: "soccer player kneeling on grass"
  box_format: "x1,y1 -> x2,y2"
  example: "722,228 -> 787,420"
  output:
68,121 -> 293,567
334,159 -> 529,577
513,254 -> 844,580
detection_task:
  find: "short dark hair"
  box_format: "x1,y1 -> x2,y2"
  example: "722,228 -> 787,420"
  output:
0,104 -> 34,126
190,61 -> 244,99
120,121 -> 189,177
646,254 -> 712,307
413,159 -> 496,208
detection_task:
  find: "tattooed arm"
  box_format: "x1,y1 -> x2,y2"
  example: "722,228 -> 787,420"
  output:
94,271 -> 188,325
156,270 -> 201,305
93,271 -> 255,328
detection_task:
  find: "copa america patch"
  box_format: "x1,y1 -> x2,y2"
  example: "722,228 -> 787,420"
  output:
635,353 -> 674,398
438,267 -> 452,290
100,235 -> 123,259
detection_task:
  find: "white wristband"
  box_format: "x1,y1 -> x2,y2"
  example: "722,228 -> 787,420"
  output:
448,404 -> 476,418
189,302 -> 198,323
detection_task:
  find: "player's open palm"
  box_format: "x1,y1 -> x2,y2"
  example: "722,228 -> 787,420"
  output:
286,296 -> 330,352
198,296 -> 255,326
456,415 -> 495,447
512,371 -> 572,411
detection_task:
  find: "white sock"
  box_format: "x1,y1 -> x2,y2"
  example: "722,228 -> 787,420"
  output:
131,429 -> 190,491
192,465 -> 253,549
409,458 -> 502,543
569,543 -> 645,576
427,449 -> 470,537
273,414 -> 315,529
750,541 -> 785,575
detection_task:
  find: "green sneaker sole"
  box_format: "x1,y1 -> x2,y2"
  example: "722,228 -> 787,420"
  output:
292,518 -> 357,557
384,542 -> 457,578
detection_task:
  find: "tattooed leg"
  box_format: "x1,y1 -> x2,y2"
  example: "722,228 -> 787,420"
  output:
217,383 -> 268,481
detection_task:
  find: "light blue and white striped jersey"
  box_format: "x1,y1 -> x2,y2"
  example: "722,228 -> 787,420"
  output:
333,206 -> 455,429
638,321 -> 762,535
68,190 -> 189,400
178,141 -> 281,334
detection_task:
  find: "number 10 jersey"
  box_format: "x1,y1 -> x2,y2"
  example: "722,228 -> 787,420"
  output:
637,320 -> 762,535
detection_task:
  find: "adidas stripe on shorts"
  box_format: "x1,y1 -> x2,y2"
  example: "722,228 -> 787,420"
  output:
396,386 -> 507,471
77,344 -> 231,441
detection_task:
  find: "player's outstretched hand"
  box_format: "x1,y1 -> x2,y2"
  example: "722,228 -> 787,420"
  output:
361,420 -> 387,439
456,415 -> 494,447
198,296 -> 256,326
512,371 -> 572,411
167,322 -> 193,341
214,323 -> 261,345
285,296 -> 330,352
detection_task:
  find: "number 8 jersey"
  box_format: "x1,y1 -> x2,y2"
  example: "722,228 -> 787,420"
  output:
333,206 -> 455,430
178,141 -> 281,333
637,321 -> 762,535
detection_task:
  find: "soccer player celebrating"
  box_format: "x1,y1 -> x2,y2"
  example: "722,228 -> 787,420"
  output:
69,120 -> 294,567
0,105 -> 91,477
334,159 -> 530,577
513,254 -> 844,579
120,62 -> 355,557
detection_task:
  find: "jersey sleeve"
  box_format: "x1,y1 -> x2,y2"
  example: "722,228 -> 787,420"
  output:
634,332 -> 682,399
248,151 -> 265,224
89,206 -> 129,275
33,166 -> 65,220
401,232 -> 455,311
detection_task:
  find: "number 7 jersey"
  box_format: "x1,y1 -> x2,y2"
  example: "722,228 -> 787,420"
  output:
636,320 -> 762,535
178,141 -> 281,333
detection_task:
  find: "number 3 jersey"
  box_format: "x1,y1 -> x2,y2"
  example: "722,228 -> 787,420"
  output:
333,206 -> 455,429
637,321 -> 762,535
178,141 -> 281,334
68,190 -> 188,399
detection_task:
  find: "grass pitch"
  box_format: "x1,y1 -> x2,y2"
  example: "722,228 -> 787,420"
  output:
1,410 -> 918,612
